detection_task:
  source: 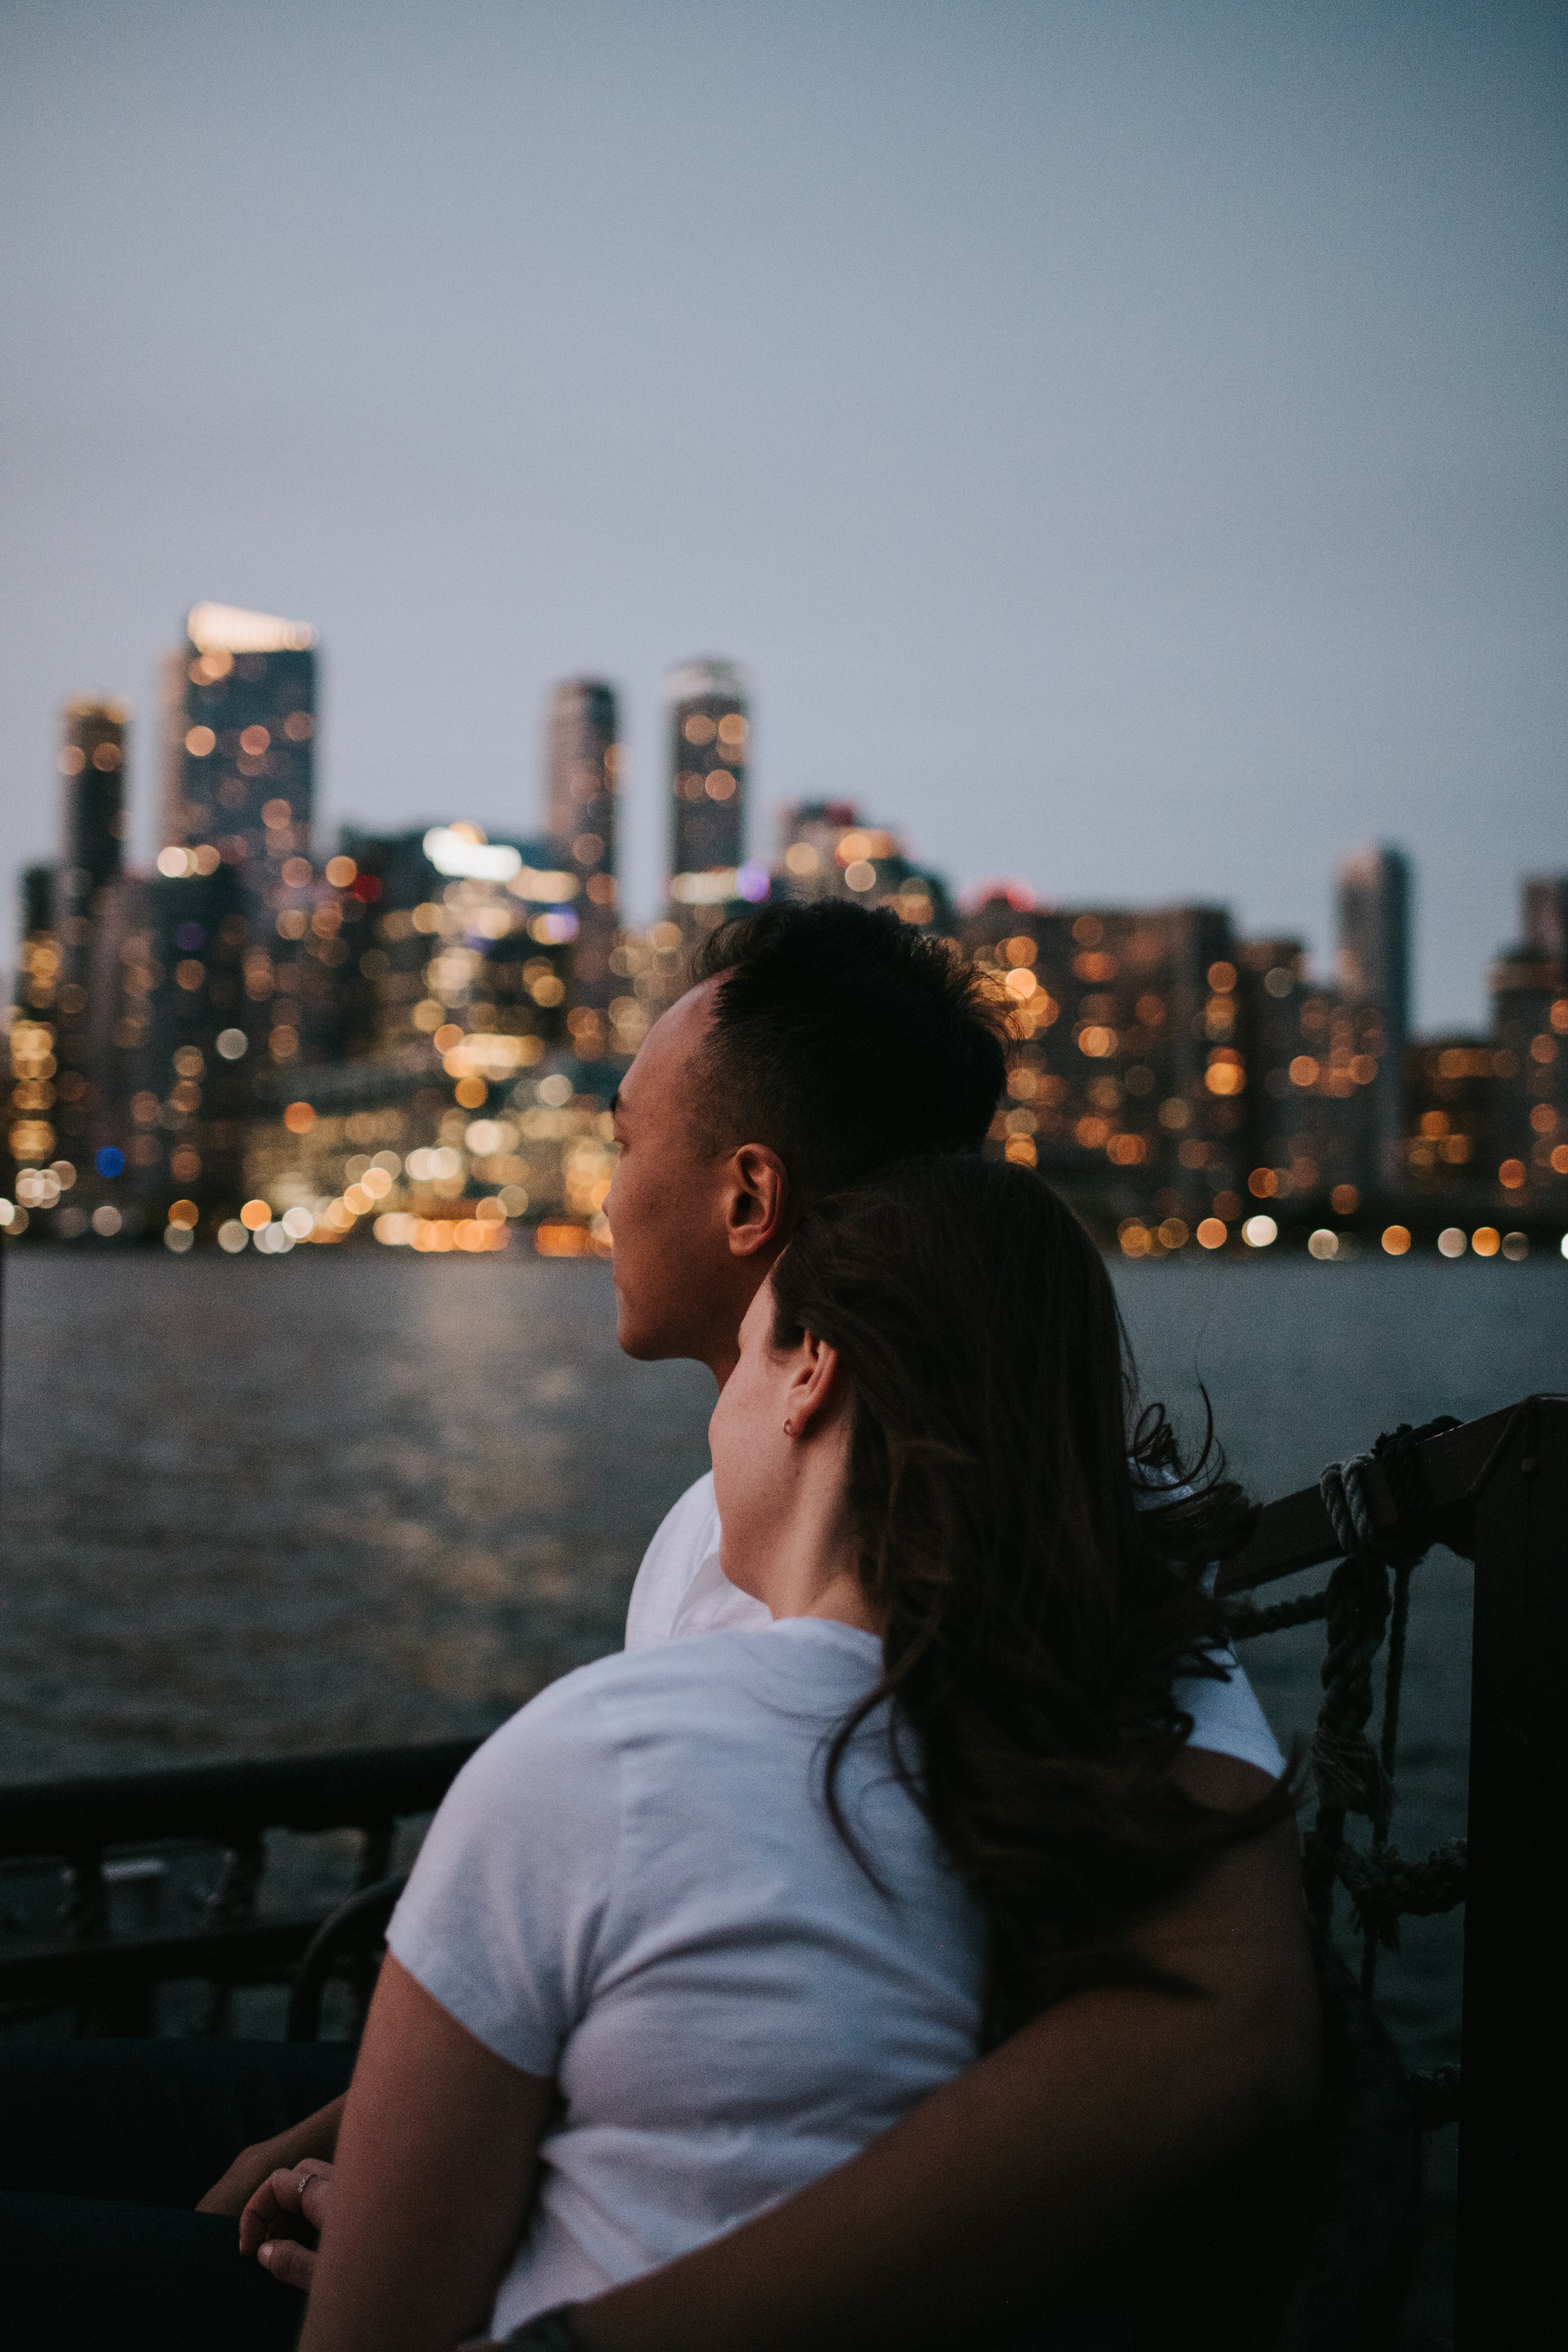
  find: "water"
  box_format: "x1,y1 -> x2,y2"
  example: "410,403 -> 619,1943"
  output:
0,1253 -> 714,1775
1,1246 -> 1563,2339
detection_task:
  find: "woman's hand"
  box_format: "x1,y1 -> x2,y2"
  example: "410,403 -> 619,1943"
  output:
238,2159 -> 336,2290
196,2092 -> 347,2217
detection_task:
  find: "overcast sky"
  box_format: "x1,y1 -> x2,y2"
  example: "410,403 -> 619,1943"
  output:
1,0 -> 1562,1029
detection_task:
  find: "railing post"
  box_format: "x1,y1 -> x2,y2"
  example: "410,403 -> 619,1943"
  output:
1455,1395 -> 1567,2342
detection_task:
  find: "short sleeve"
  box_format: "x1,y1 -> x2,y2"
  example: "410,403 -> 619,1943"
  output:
1175,1651 -> 1288,1779
387,1671 -> 624,2078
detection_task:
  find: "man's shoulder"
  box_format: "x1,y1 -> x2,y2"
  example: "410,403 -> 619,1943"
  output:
624,1470 -> 722,1648
656,1468 -> 721,1549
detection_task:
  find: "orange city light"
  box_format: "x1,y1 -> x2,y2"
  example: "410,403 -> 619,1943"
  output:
536,1223 -> 590,1258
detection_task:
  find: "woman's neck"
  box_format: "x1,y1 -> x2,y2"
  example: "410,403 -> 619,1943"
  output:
779,1556 -> 881,1634
722,1478 -> 880,1634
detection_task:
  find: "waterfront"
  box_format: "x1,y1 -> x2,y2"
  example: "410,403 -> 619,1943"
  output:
1,1246 -> 1562,2338
4,1241 -> 1557,2058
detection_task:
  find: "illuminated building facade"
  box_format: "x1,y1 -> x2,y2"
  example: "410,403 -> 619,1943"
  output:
159,603 -> 317,892
237,860 -> 363,1075
1486,874 -> 1567,1213
1336,844 -> 1411,1190
341,824 -> 576,1076
1236,938 -> 1379,1219
961,896 -> 1250,1240
773,802 -> 955,933
83,866 -> 253,1232
4,867 -> 61,1225
667,659 -> 757,928
53,698 -> 130,1155
545,679 -> 620,1044
1402,1037 -> 1497,1205
613,920 -> 688,1044
240,1061 -> 615,1253
238,818 -> 617,1251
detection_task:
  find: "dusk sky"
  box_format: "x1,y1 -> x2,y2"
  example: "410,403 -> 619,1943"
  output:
2,1 -> 1562,1030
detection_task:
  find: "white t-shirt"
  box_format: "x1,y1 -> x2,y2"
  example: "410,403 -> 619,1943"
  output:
389,1619 -> 983,2335
391,1472 -> 1286,2333
625,1471 -> 1286,1779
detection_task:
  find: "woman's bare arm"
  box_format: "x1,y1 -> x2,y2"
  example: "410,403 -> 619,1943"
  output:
299,1956 -> 554,2352
569,1754 -> 1317,2352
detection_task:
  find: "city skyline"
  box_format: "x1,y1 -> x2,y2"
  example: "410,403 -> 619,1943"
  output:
6,595 -> 1565,1258
3,4 -> 1563,1036
6,605 -> 1542,1018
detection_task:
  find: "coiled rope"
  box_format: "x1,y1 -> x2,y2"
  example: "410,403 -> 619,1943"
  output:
1228,1417 -> 1466,2129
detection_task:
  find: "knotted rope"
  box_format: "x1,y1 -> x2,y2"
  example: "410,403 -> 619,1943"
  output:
1224,1585 -> 1331,1638
1296,1428 -> 1467,2026
1318,1451 -> 1385,1564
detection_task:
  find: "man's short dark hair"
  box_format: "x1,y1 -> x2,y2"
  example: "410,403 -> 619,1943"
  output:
689,901 -> 1007,1199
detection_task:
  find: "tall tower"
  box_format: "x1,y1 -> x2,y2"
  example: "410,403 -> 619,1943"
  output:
6,866 -> 61,1202
668,659 -> 748,901
1337,844 -> 1412,1190
1486,874 -> 1568,1215
55,697 -> 129,1152
1522,874 -> 1568,962
159,602 -> 317,893
86,864 -> 253,1232
545,679 -> 620,1021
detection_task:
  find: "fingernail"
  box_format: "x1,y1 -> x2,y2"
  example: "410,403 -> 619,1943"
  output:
258,2243 -> 274,2269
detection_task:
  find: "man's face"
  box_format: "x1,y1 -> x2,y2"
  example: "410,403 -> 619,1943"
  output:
605,982 -> 778,1377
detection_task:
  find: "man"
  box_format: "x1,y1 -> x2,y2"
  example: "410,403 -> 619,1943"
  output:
1,904 -> 1314,2349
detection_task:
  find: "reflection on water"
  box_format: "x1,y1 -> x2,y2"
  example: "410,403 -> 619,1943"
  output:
0,1253 -> 712,1777
1,1246 -> 1560,2339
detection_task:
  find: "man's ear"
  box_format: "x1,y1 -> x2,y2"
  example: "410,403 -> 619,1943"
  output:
723,1142 -> 790,1259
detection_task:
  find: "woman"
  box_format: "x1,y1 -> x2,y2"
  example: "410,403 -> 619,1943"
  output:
280,1157 -> 1314,2352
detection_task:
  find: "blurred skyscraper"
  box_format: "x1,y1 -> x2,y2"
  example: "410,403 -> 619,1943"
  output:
54,697 -> 129,1156
1337,844 -> 1411,1189
1236,936 -> 1377,1214
1487,874 -> 1567,1214
338,822 -> 572,1071
86,865 -> 253,1222
5,864 -> 60,1209
159,603 -> 317,888
1521,873 -> 1568,963
959,894 -> 1250,1232
773,800 -> 954,932
667,659 -> 750,909
544,679 -> 620,1036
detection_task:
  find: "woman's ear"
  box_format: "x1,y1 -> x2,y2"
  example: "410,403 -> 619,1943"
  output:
782,1332 -> 840,1441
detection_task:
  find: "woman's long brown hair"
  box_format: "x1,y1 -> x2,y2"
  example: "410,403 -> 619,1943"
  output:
769,1154 -> 1290,2039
